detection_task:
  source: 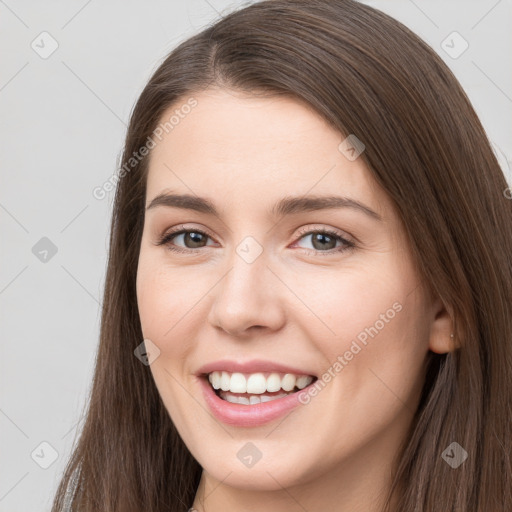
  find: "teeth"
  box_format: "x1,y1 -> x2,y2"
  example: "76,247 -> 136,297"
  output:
296,375 -> 312,389
266,373 -> 282,392
220,372 -> 231,391
230,373 -> 246,393
247,373 -> 267,394
208,371 -> 314,394
219,391 -> 290,405
281,373 -> 296,391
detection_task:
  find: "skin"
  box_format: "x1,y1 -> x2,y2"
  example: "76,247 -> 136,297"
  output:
136,88 -> 455,512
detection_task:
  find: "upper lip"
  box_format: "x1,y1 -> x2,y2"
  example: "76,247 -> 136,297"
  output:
196,359 -> 317,377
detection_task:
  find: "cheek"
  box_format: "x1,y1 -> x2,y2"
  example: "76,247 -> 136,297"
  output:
136,263 -> 169,339
299,275 -> 428,461
136,255 -> 201,342
302,260 -> 426,385
297,261 -> 405,343
136,259 -> 201,417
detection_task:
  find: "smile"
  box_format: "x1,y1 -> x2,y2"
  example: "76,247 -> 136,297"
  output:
208,371 -> 315,405
197,369 -> 318,427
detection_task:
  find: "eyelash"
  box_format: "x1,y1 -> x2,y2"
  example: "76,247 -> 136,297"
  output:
155,224 -> 356,256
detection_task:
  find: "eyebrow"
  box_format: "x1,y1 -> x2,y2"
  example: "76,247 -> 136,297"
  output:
146,192 -> 382,221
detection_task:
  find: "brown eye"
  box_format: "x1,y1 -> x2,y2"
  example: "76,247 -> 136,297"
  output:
156,228 -> 215,253
308,232 -> 338,250
178,231 -> 208,249
293,227 -> 355,255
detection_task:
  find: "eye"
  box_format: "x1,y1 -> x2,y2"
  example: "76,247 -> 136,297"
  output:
292,226 -> 355,256
155,225 -> 215,254
155,224 -> 356,256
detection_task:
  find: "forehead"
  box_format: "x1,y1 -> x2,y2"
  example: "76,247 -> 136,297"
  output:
145,88 -> 392,220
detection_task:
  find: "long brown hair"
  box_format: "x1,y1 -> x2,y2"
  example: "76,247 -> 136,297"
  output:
51,1 -> 512,510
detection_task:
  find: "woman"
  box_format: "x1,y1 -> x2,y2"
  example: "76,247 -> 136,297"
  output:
52,1 -> 512,510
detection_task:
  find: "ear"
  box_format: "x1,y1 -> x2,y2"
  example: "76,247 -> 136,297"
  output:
428,296 -> 457,354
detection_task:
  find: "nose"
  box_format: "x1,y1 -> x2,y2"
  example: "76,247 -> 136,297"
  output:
207,244 -> 286,337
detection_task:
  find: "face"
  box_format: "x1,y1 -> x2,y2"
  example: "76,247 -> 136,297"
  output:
136,88 -> 446,495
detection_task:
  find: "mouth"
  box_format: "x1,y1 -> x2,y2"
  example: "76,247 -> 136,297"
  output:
201,370 -> 318,405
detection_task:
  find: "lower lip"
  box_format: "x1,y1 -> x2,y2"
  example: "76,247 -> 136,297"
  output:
198,376 -> 316,427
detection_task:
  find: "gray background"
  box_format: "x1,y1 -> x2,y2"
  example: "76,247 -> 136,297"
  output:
1,0 -> 511,510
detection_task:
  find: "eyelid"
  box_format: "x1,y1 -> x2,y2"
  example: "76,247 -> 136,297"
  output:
159,223 -> 353,242
156,223 -> 356,254
294,224 -> 356,244
157,223 -> 213,237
